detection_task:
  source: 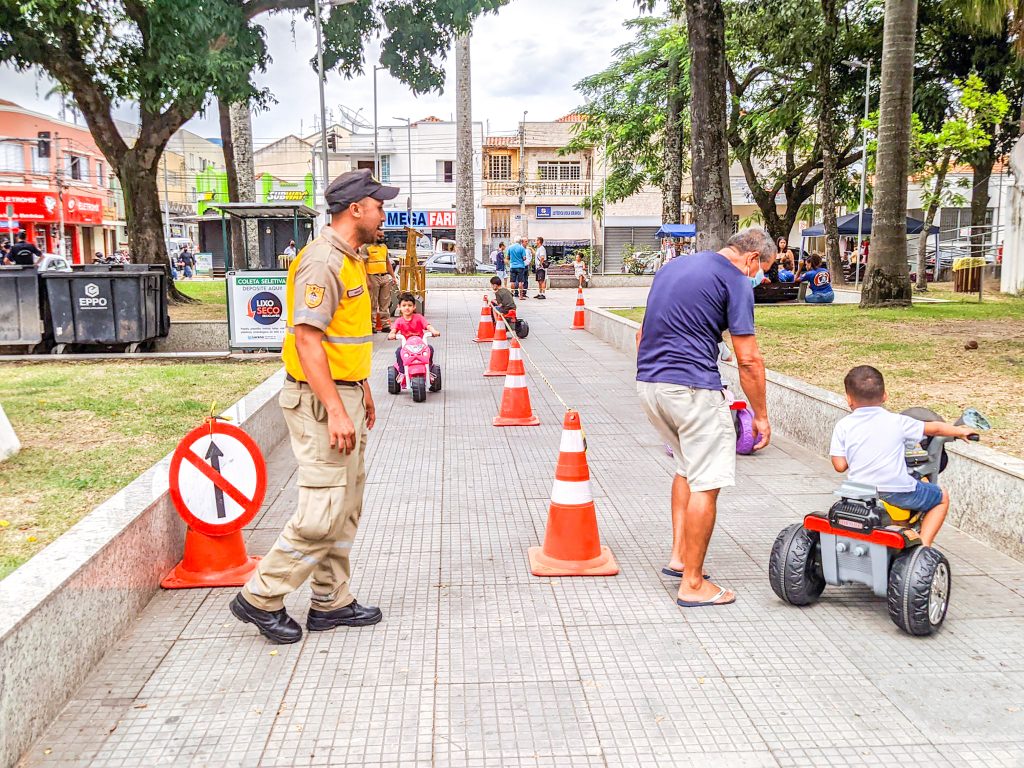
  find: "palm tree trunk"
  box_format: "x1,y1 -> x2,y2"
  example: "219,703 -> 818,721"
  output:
916,152 -> 950,291
218,99 -> 245,271
685,0 -> 733,249
818,0 -> 846,285
861,0 -> 916,307
663,17 -> 684,224
228,102 -> 261,269
454,32 -> 476,273
970,148 -> 995,260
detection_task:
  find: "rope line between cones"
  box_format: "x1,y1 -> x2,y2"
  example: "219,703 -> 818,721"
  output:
491,303 -> 572,414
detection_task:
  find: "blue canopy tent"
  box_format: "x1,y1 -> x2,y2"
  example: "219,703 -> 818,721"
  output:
801,208 -> 939,276
655,224 -> 697,238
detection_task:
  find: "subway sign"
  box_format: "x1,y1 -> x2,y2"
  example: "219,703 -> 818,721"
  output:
385,210 -> 457,229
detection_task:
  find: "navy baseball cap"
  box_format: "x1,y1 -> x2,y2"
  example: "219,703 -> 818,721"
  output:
324,168 -> 400,212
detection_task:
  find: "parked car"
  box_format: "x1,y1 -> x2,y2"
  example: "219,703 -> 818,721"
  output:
423,252 -> 495,273
36,254 -> 72,272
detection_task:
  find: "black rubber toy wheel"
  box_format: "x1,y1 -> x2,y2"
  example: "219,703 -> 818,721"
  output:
411,377 -> 426,402
429,364 -> 442,392
515,319 -> 530,339
769,523 -> 826,606
387,367 -> 400,395
888,546 -> 951,636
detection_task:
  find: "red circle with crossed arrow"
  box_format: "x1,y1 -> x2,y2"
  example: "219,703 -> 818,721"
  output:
168,420 -> 267,537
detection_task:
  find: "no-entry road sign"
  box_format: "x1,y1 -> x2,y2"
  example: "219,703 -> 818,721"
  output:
169,420 -> 267,536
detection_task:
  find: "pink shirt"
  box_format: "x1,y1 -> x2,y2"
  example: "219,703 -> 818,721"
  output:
393,313 -> 429,338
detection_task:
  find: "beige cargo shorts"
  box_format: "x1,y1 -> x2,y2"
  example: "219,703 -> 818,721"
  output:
637,381 -> 736,492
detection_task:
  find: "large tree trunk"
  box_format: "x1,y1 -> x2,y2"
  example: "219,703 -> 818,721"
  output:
916,152 -> 950,291
662,38 -> 684,224
861,0 -> 916,308
454,32 -> 476,273
228,102 -> 261,269
970,148 -> 995,261
218,100 -> 245,271
818,0 -> 846,285
685,0 -> 733,250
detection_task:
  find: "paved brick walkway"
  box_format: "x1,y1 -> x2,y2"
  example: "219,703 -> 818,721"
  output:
23,289 -> 1024,768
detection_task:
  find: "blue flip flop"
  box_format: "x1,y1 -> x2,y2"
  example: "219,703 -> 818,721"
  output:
676,587 -> 736,608
661,567 -> 710,579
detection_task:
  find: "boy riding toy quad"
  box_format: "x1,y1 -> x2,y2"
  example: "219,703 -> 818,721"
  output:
769,366 -> 987,636
386,293 -> 441,403
488,277 -> 529,338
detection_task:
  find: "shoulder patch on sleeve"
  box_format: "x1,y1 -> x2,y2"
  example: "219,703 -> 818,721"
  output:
346,285 -> 364,298
305,284 -> 326,308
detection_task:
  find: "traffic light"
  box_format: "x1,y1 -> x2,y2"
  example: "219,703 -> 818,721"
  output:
326,132 -> 337,152
37,131 -> 51,158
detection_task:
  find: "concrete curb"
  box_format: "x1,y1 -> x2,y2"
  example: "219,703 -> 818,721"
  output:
0,369 -> 287,768
584,305 -> 1024,561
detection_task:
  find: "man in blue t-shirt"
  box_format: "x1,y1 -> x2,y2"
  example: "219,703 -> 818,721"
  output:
506,238 -> 529,299
636,227 -> 774,608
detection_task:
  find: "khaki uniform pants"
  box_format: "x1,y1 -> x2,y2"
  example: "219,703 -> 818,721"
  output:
368,273 -> 392,327
243,381 -> 367,611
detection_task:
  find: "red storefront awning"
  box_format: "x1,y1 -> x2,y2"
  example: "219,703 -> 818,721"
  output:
0,188 -> 104,226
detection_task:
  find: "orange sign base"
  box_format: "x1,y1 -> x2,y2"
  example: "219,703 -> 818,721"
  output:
161,528 -> 260,589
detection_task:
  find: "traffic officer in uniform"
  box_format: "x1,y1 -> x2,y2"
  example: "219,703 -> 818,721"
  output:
230,168 -> 399,644
364,233 -> 396,333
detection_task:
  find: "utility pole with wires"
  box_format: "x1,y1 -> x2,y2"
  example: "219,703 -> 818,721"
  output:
518,110 -> 527,240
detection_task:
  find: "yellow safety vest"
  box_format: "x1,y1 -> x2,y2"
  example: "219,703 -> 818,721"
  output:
282,248 -> 372,382
366,244 -> 389,275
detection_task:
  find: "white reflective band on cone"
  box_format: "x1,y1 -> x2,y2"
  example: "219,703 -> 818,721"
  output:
492,340 -> 509,349
550,478 -> 593,505
559,430 -> 586,453
503,375 -> 526,388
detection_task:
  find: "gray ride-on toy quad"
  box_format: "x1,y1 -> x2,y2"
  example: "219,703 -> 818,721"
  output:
769,407 -> 989,636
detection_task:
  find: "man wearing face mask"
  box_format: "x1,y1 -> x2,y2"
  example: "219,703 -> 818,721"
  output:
635,227 -> 774,608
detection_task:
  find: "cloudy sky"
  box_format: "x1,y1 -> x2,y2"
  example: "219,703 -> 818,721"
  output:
2,0 -> 643,148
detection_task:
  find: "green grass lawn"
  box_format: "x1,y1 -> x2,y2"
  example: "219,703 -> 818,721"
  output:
171,279 -> 227,321
615,290 -> 1024,458
0,360 -> 281,579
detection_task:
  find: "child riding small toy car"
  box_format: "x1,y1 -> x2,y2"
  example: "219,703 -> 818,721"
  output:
387,331 -> 441,402
386,292 -> 441,403
769,365 -> 987,636
488,278 -> 529,338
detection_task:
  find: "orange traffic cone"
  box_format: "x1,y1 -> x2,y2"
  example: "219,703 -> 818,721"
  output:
528,410 -> 618,576
161,528 -> 260,588
493,338 -> 540,427
474,296 -> 495,343
483,319 -> 510,377
570,286 -> 586,330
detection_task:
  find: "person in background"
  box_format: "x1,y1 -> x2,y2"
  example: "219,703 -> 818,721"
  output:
778,256 -> 795,283
364,231 -> 395,334
533,236 -> 548,299
573,250 -> 588,288
506,238 -> 529,299
284,240 -> 297,258
492,242 -> 508,287
798,253 -> 835,304
7,232 -> 41,266
489,275 -> 516,319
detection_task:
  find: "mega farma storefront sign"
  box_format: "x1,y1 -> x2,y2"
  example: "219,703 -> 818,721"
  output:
384,210 -> 457,229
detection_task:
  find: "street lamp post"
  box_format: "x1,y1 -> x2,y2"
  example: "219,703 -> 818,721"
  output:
393,117 -> 412,224
844,58 -> 871,291
373,65 -> 384,179
313,0 -> 356,222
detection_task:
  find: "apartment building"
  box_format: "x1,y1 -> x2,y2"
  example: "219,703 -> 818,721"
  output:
0,99 -> 121,262
482,114 -> 597,261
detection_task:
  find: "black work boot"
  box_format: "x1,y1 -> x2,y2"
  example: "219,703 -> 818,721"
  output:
306,600 -> 383,631
229,593 -> 302,644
